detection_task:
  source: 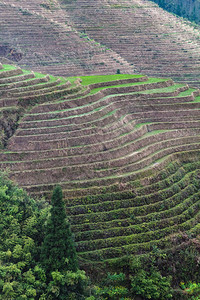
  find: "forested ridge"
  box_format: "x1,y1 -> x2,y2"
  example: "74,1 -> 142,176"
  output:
150,0 -> 200,24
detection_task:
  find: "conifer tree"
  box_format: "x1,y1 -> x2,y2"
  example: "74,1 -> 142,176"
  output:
40,186 -> 78,275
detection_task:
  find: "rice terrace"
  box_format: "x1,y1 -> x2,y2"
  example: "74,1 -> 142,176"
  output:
0,0 -> 200,299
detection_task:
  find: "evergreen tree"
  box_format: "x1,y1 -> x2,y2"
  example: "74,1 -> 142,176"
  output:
0,176 -> 88,299
40,186 -> 78,275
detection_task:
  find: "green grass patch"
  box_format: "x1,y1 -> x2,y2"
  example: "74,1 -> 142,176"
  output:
34,71 -> 49,79
176,88 -> 197,97
1,64 -> 17,72
21,69 -> 32,75
193,95 -> 200,102
137,83 -> 185,95
68,74 -> 144,86
49,75 -> 68,85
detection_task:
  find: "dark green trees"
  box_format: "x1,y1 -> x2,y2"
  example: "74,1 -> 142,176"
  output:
40,186 -> 89,299
0,173 -> 49,299
0,176 -> 88,299
40,186 -> 78,274
151,0 -> 200,24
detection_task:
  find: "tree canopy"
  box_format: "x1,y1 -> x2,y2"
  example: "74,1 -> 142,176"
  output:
40,186 -> 78,274
0,175 -> 88,299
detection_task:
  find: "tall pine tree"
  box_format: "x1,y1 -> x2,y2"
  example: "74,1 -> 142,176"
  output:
40,186 -> 78,274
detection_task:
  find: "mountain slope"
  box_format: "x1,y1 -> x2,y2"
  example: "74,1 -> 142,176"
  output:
0,64 -> 200,266
1,0 -> 200,86
62,0 -> 200,86
0,0 -> 133,76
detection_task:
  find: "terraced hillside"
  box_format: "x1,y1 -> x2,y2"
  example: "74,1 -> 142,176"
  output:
0,63 -> 84,146
63,0 -> 200,87
1,0 -> 200,87
0,0 -> 132,76
0,63 -> 200,268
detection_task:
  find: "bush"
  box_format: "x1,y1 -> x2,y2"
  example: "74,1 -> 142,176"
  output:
96,272 -> 128,299
130,258 -> 173,299
180,282 -> 200,299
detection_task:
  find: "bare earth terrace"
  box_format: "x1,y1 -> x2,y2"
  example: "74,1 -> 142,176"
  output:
0,63 -> 200,268
0,0 -> 133,76
0,0 -> 200,90
63,0 -> 200,87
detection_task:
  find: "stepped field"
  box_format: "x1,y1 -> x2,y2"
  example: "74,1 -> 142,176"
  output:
0,63 -> 84,146
0,63 -> 200,270
63,0 -> 200,87
0,0 -> 200,88
0,0 -> 132,76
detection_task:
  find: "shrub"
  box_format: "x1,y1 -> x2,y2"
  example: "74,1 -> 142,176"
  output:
180,282 -> 200,299
130,258 -> 173,299
96,272 -> 128,299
